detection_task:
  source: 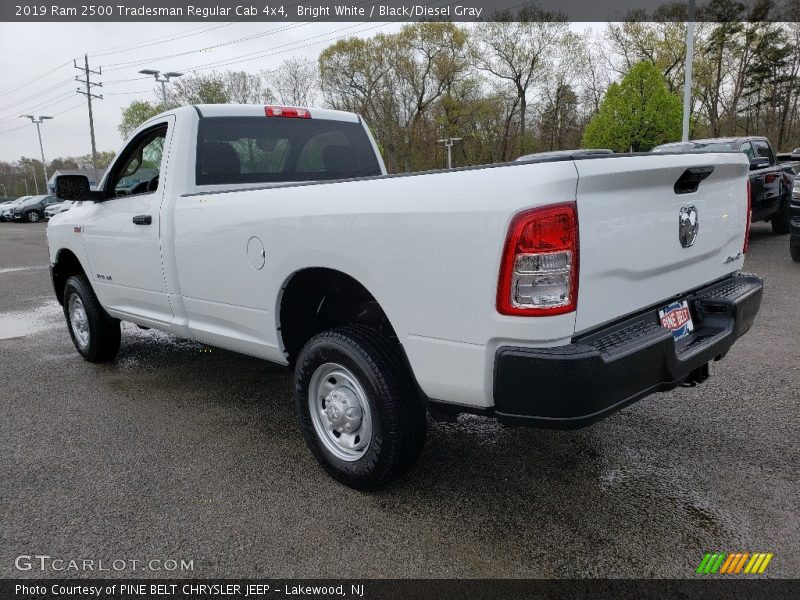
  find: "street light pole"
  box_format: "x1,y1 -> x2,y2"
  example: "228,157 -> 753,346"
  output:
437,137 -> 463,169
682,0 -> 696,142
139,69 -> 184,110
21,115 -> 53,189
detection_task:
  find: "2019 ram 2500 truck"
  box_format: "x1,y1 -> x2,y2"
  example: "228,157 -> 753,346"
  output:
47,104 -> 763,489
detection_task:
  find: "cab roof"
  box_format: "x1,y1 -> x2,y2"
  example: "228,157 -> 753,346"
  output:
192,104 -> 361,123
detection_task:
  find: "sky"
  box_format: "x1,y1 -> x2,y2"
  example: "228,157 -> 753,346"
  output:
0,21 -> 597,164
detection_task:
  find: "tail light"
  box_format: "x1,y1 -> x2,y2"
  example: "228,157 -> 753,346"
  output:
743,179 -> 752,254
265,106 -> 311,119
497,202 -> 579,316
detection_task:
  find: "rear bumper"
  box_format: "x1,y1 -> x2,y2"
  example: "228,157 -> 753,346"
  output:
493,273 -> 763,429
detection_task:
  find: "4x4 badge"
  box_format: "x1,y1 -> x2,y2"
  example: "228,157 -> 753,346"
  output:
679,206 -> 699,248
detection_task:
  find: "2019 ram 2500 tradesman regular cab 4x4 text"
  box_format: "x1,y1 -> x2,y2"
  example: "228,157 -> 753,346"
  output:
47,104 -> 763,489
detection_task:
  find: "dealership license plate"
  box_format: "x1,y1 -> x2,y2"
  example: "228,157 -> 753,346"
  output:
658,300 -> 694,341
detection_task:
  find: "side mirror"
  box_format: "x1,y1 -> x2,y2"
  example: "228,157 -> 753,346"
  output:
749,156 -> 770,170
55,174 -> 91,201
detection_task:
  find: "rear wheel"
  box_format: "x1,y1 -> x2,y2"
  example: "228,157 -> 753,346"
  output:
26,211 -> 41,223
294,325 -> 427,490
63,275 -> 121,362
791,243 -> 800,262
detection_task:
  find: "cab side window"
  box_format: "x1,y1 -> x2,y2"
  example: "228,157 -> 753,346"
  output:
739,142 -> 754,158
109,125 -> 168,198
752,140 -> 774,165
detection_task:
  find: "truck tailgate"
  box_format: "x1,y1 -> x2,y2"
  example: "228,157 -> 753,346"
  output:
573,153 -> 749,334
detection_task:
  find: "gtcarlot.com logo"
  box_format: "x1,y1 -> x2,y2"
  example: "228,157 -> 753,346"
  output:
14,555 -> 194,572
696,552 -> 773,575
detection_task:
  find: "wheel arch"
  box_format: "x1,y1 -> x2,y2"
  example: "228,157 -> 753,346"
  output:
52,248 -> 89,305
277,266 -> 401,363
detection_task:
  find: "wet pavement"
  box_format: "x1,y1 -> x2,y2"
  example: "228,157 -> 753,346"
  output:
1,222 -> 798,578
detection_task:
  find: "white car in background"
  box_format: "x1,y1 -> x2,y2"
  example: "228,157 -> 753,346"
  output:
45,200 -> 74,219
1,197 -> 30,221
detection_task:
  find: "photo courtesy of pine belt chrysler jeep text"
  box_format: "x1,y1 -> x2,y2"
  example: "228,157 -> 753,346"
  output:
46,104 -> 763,489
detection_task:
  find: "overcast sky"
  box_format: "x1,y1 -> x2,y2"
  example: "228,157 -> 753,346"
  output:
0,21 -> 596,164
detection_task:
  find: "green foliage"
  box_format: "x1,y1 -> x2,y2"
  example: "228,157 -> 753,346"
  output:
118,100 -> 161,139
582,61 -> 682,152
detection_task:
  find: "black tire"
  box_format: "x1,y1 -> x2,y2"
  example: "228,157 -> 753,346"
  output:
771,197 -> 790,234
294,325 -> 427,490
26,210 -> 41,223
791,243 -> 800,262
63,275 -> 121,362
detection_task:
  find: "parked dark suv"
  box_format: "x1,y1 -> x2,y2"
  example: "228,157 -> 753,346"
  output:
652,136 -> 789,234
10,195 -> 60,223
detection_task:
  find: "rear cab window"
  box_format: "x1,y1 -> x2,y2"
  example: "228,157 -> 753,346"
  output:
195,116 -> 382,186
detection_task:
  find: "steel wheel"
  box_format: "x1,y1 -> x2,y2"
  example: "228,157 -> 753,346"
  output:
68,294 -> 90,350
308,362 -> 373,462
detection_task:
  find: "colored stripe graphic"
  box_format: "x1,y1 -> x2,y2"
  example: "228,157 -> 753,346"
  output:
733,553 -> 749,574
696,552 -> 772,574
719,553 -> 737,574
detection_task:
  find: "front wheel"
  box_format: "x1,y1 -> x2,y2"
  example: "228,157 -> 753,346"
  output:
26,211 -> 41,223
63,275 -> 121,362
294,325 -> 427,490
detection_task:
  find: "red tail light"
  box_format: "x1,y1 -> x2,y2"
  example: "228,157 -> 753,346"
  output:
497,202 -> 579,316
265,106 -> 311,119
743,179 -> 752,254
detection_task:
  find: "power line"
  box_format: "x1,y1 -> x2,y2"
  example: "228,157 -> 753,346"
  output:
88,22 -> 237,58
0,77 -> 75,112
102,21 -> 310,72
0,90 -> 75,124
0,93 -> 78,127
101,0 -> 375,73
0,102 -> 84,138
0,61 -> 73,100
184,23 -> 386,73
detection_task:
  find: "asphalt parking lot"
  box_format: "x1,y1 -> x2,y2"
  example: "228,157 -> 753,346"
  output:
1,221 -> 798,579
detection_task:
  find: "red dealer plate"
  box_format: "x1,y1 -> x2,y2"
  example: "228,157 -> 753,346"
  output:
658,300 -> 694,341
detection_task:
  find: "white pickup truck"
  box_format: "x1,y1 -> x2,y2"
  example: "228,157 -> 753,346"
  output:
47,104 -> 763,489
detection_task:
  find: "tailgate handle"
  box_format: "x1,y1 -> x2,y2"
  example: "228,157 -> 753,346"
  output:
674,167 -> 714,195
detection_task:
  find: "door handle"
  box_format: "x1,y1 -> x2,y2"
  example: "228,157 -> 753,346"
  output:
132,215 -> 152,225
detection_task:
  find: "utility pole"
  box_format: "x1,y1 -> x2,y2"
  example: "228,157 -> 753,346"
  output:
682,0 -> 696,142
21,115 -> 52,189
75,54 -> 103,185
437,137 -> 463,169
139,69 -> 183,110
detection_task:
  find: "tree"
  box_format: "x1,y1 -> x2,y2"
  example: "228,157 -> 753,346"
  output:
582,61 -> 682,152
268,57 -> 318,106
118,100 -> 161,138
168,73 -> 229,104
472,7 -> 567,155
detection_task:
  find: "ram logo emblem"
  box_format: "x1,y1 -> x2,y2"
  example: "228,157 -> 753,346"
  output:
679,205 -> 699,248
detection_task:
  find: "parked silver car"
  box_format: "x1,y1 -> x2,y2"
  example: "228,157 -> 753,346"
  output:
44,200 -> 74,219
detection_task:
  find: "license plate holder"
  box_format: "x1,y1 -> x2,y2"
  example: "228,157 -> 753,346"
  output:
659,300 -> 694,341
